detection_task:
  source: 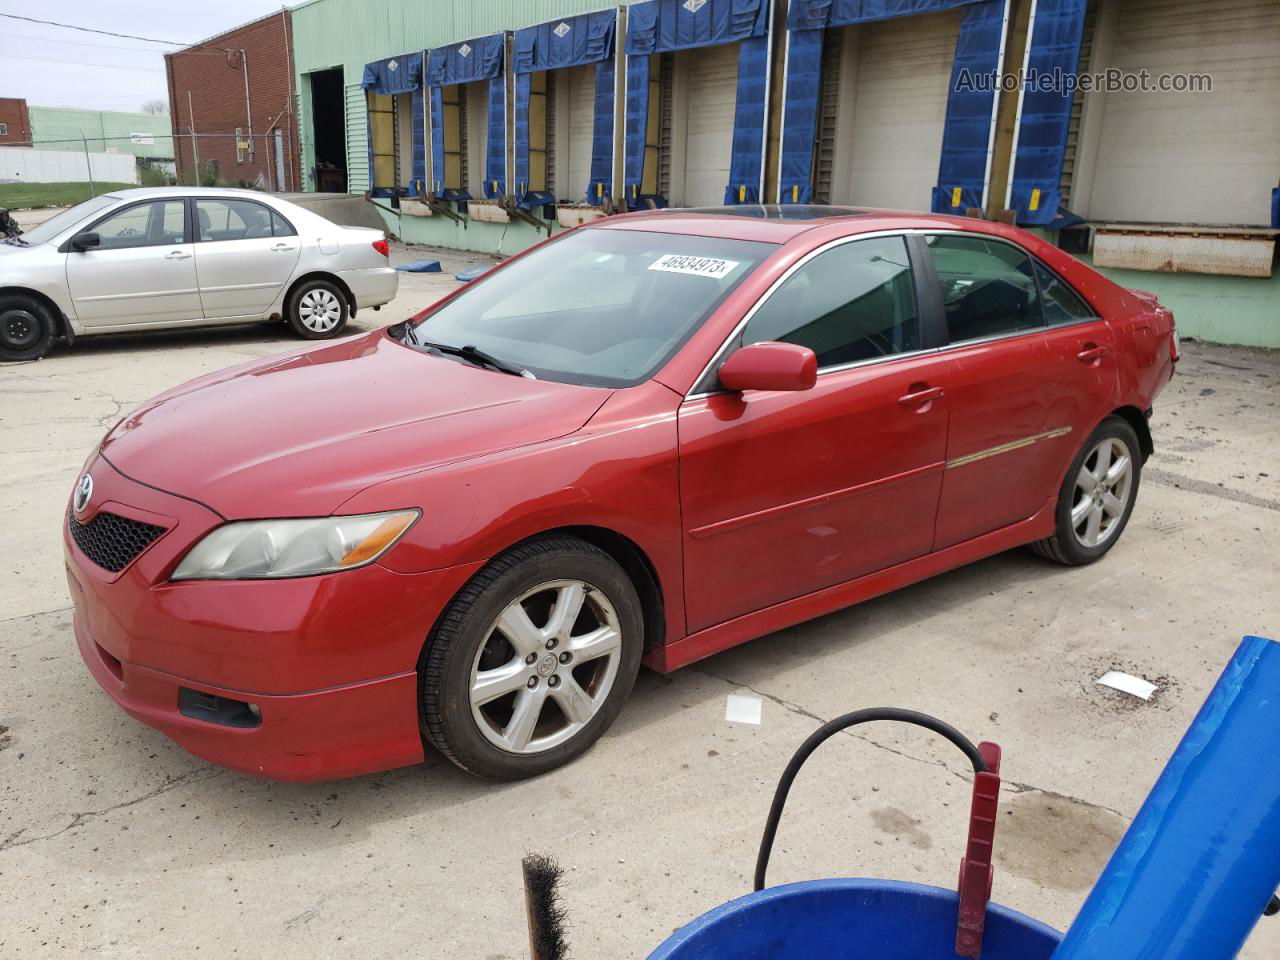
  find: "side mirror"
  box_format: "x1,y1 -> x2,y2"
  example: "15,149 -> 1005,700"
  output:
718,341 -> 817,393
71,232 -> 100,252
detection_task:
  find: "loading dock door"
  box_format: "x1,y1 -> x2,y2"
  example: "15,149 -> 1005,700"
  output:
565,64 -> 596,203
682,43 -> 739,208
842,9 -> 964,210
1083,0 -> 1280,226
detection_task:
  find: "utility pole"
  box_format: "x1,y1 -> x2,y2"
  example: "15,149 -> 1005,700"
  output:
241,49 -> 254,164
82,134 -> 95,197
188,91 -> 200,185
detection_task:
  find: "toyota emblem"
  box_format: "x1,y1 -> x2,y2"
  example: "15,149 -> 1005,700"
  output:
73,474 -> 94,515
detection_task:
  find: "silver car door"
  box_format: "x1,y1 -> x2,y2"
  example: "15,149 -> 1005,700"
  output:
192,199 -> 302,319
64,199 -> 201,327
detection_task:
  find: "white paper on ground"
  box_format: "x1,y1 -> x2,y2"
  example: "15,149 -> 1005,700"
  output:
1096,670 -> 1158,700
725,693 -> 763,725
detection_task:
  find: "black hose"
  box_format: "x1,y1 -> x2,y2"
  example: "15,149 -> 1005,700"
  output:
753,707 -> 988,892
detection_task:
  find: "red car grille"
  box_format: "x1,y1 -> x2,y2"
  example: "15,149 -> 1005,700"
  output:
68,511 -> 165,573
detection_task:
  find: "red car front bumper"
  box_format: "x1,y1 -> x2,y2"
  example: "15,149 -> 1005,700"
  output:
64,455 -> 482,782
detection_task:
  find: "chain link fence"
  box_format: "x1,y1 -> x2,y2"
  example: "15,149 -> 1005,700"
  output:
0,130 -> 299,209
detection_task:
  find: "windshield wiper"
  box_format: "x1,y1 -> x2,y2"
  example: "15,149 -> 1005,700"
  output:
418,339 -> 535,379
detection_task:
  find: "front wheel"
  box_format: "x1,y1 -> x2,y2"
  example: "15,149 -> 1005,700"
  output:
420,537 -> 644,780
286,279 -> 349,339
1030,415 -> 1142,566
0,294 -> 56,362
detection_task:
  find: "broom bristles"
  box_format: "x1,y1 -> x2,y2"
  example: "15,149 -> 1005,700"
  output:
523,853 -> 569,960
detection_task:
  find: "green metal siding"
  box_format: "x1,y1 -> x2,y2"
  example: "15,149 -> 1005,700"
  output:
28,107 -> 173,159
291,0 -> 643,195
292,0 -> 637,82
296,87 -> 313,192
345,82 -> 370,194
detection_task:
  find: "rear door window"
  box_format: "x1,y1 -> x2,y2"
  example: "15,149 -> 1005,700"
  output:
1034,260 -> 1096,325
926,235 -> 1042,343
271,210 -> 297,237
195,199 -> 274,242
740,235 -> 920,369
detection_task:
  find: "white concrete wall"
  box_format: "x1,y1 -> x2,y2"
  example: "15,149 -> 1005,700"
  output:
0,146 -> 137,185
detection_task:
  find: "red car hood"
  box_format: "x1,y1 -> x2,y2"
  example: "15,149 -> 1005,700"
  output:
100,331 -> 610,518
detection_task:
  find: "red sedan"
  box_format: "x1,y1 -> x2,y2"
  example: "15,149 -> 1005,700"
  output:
64,207 -> 1177,781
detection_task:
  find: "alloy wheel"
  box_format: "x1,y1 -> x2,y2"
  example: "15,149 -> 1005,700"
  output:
1071,436 -> 1134,548
469,579 -> 623,754
297,288 -> 342,332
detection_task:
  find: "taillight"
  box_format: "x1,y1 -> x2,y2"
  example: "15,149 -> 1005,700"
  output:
372,238 -> 389,258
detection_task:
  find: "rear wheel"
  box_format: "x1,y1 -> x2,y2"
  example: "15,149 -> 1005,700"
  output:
0,294 -> 55,362
421,537 -> 644,780
1030,415 -> 1141,566
286,278 -> 348,339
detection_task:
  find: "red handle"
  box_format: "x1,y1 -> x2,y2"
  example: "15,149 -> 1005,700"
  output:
898,384 -> 945,408
956,741 -> 1002,958
1077,343 -> 1109,364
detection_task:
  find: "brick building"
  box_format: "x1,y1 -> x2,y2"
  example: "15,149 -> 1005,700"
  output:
164,10 -> 300,191
0,98 -> 32,146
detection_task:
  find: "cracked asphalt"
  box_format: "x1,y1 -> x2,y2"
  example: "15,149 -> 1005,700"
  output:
2,240 -> 1278,957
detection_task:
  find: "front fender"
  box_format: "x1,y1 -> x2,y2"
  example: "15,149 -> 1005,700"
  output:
347,381 -> 687,646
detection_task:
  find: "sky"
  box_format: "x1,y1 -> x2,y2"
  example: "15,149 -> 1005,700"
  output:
0,1 -> 292,114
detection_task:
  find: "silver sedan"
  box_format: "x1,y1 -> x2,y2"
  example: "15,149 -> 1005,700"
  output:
0,187 -> 398,361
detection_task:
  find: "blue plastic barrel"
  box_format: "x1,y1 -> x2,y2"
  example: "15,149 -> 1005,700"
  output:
648,879 -> 1062,960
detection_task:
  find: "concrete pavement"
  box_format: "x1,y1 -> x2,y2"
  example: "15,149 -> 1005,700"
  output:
1,248 -> 1277,958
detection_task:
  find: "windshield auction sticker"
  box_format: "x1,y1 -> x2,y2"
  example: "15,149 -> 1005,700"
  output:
648,254 -> 740,279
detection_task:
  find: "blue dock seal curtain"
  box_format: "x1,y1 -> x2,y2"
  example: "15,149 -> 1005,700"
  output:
513,10 -> 618,207
778,0 -> 998,205
361,52 -> 425,197
427,34 -> 506,200
1006,0 -> 1087,226
623,0 -> 771,208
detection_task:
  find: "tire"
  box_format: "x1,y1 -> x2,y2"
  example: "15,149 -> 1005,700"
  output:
0,294 -> 56,362
421,537 -> 645,780
285,278 -> 349,340
1030,415 -> 1142,566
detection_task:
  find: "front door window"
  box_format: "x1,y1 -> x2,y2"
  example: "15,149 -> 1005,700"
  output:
739,235 -> 921,369
90,201 -> 186,249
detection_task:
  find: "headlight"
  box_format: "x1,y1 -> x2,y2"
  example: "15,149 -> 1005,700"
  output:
171,510 -> 419,581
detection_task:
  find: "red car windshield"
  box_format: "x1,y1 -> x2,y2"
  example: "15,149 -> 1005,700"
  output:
410,228 -> 775,387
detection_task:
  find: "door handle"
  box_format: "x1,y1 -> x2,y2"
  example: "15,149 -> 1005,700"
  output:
271,243 -> 294,252
1077,342 -> 1109,364
898,384 -> 945,408
165,249 -> 191,260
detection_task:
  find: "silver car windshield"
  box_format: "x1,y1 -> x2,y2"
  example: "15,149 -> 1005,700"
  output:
18,195 -> 118,246
410,228 -> 774,388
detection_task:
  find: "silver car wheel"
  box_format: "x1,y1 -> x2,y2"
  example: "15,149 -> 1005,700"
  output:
297,288 -> 342,332
1071,436 -> 1134,548
469,579 -> 623,755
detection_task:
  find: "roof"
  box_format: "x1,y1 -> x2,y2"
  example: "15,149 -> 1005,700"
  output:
596,204 -> 990,243
101,186 -> 278,201
166,8 -> 289,55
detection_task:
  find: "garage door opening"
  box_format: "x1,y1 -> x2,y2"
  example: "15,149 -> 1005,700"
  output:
513,11 -> 620,210
428,33 -> 507,207
363,52 -> 424,198
831,8 -> 965,211
1080,0 -> 1280,226
310,67 -> 347,193
634,44 -> 739,208
623,0 -> 771,210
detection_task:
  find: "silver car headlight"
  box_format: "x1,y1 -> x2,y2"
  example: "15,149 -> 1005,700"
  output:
171,510 -> 420,581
